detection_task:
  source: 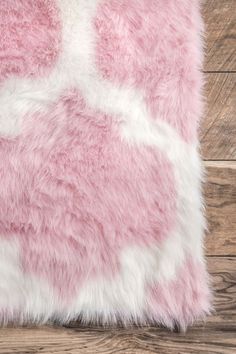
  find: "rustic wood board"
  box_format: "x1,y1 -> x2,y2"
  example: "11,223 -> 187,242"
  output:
0,326 -> 235,354
203,0 -> 236,72
0,257 -> 235,354
200,73 -> 236,160
207,257 -> 236,325
205,161 -> 236,256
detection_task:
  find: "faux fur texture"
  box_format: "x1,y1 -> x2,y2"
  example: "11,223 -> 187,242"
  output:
0,0 -> 211,330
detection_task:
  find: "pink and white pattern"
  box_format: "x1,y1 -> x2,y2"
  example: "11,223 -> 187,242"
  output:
0,0 -> 211,330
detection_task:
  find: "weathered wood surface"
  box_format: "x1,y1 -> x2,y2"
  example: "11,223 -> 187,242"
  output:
205,161 -> 236,256
207,257 -> 236,326
0,257 -> 235,354
201,73 -> 236,160
203,0 -> 236,72
0,326 -> 235,354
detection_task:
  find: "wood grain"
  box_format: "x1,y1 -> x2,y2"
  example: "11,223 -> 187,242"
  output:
203,0 -> 236,72
205,161 -> 236,256
207,257 -> 236,325
0,257 -> 235,354
0,326 -> 235,354
200,73 -> 236,160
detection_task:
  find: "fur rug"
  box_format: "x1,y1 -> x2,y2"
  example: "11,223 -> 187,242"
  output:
0,0 -> 211,330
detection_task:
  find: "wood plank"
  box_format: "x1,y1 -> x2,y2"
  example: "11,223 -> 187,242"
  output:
207,257 -> 236,325
205,161 -> 236,256
200,73 -> 236,160
203,0 -> 236,71
0,326 -> 235,354
0,257 -> 235,354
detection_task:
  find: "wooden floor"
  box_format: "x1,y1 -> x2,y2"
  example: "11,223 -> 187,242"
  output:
0,1 -> 235,353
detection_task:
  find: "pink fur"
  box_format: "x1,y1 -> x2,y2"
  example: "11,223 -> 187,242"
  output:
95,0 -> 204,141
0,90 -> 176,299
148,259 -> 212,330
0,0 -> 61,82
0,0 -> 211,329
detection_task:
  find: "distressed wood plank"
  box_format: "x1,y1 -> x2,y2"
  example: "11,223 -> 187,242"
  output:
0,327 -> 235,354
207,257 -> 236,325
203,0 -> 236,71
205,161 -> 236,256
200,73 -> 236,160
0,257 -> 235,354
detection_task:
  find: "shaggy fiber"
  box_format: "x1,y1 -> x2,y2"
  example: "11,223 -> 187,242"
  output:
0,0 -> 211,330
